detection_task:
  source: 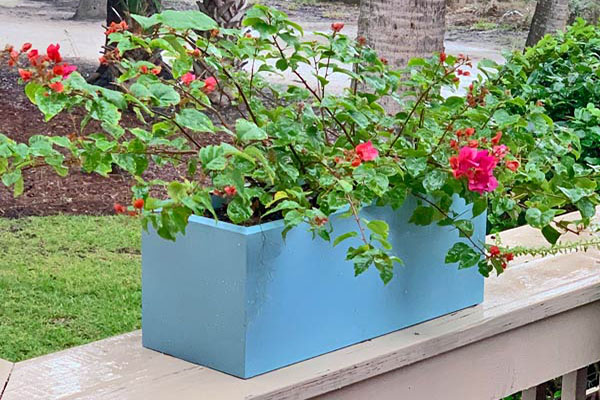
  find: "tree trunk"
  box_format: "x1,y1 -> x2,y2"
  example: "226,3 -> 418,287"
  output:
74,0 -> 107,20
358,0 -> 445,69
358,0 -> 446,111
89,0 -> 162,86
526,0 -> 569,47
197,0 -> 249,30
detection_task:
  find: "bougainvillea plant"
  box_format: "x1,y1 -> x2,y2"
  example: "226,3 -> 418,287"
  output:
1,6 -> 599,283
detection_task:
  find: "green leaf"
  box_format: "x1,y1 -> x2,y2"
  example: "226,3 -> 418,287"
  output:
454,220 -> 474,238
175,108 -> 214,132
541,225 -> 561,245
367,220 -> 389,237
423,170 -> 447,192
525,208 -> 556,228
226,198 -> 253,224
576,197 -> 595,219
471,197 -> 487,217
157,10 -> 217,31
445,242 -> 481,269
236,119 -> 268,141
149,83 -> 180,107
409,206 -> 434,226
333,231 -> 358,247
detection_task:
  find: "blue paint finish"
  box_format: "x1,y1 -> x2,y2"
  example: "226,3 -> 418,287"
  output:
142,197 -> 485,378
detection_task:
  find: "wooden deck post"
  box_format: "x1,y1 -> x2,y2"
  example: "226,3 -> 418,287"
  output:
521,384 -> 546,400
562,368 -> 587,400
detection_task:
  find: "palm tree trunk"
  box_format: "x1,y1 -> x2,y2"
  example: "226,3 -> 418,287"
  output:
197,0 -> 249,29
74,0 -> 107,19
358,0 -> 446,111
358,0 -> 445,69
526,0 -> 569,47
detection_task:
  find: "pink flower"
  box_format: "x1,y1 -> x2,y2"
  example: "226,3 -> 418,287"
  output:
181,72 -> 196,86
493,144 -> 508,159
202,76 -> 217,94
355,141 -> 378,161
450,146 -> 498,194
53,63 -> 77,79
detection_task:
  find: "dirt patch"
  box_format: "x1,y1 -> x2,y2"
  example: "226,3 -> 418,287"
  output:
0,63 -> 233,218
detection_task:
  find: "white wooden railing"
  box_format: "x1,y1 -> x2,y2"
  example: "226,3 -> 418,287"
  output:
1,212 -> 600,400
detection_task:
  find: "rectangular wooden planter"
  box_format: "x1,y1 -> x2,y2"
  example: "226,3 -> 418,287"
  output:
141,197 -> 485,378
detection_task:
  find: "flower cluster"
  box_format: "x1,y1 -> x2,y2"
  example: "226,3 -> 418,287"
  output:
0,6 -> 594,283
4,43 -> 76,93
114,198 -> 144,217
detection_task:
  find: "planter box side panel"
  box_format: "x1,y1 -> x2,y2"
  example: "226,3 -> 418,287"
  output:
141,222 -> 248,377
243,199 -> 485,377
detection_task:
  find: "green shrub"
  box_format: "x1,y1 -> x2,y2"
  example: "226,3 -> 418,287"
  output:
499,19 -> 600,165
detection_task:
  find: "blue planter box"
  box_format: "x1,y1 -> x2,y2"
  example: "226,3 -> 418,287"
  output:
142,197 -> 485,378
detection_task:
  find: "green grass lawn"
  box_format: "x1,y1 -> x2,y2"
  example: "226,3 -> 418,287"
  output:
0,215 -> 141,362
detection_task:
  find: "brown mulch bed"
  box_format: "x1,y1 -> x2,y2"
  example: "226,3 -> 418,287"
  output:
0,62 -> 231,218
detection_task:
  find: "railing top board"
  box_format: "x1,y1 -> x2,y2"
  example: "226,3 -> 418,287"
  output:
3,212 -> 600,400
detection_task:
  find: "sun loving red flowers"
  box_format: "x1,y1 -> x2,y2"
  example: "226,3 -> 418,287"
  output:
202,76 -> 217,93
355,141 -> 379,161
46,44 -> 62,63
181,72 -> 196,86
450,146 -> 499,194
331,22 -> 344,33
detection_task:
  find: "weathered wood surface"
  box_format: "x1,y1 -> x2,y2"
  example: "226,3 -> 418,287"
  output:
3,215 -> 600,399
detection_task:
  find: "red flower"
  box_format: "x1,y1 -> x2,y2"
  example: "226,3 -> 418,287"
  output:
450,146 -> 498,194
21,42 -> 32,52
351,157 -> 362,167
99,56 -> 108,65
449,139 -> 458,149
489,245 -> 500,257
357,36 -> 367,46
49,81 -> 64,93
380,57 -> 388,65
224,185 -> 237,196
491,131 -> 502,145
114,203 -> 126,214
506,160 -> 520,172
439,52 -> 447,63
46,44 -> 62,63
190,48 -> 201,58
202,76 -> 217,94
18,69 -> 32,82
505,252 -> 514,261
457,69 -> 463,76
463,70 -> 471,76
106,21 -> 129,35
151,67 -> 161,75
468,139 -> 479,148
181,72 -> 196,86
27,49 -> 38,61
133,198 -> 145,209
331,22 -> 344,32
355,141 -> 379,161
140,65 -> 149,74
464,127 -> 475,137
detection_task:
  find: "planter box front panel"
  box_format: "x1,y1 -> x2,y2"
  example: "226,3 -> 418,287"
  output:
142,198 -> 485,378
